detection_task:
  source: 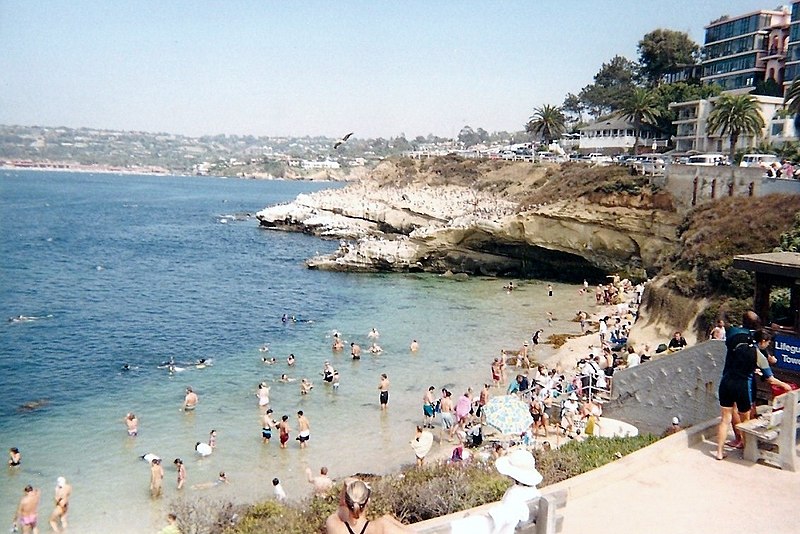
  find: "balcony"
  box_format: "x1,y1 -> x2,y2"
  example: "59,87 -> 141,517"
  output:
762,46 -> 787,60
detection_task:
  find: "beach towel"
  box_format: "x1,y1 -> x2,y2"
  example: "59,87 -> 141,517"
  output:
411,431 -> 433,459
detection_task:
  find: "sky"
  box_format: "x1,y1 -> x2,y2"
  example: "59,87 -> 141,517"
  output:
0,0 -> 784,139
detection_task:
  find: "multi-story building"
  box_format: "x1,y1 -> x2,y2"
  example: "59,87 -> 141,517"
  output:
701,6 -> 791,91
784,1 -> 800,86
669,94 -> 786,154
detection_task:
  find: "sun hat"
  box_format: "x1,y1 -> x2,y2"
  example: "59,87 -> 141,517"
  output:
671,417 -> 680,425
56,476 -> 66,488
568,392 -> 578,401
495,449 -> 543,487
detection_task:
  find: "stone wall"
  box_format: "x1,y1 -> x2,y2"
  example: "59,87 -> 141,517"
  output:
659,165 -> 800,212
603,340 -> 725,435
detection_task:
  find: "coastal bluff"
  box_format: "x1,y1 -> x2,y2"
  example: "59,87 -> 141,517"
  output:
256,157 -> 681,280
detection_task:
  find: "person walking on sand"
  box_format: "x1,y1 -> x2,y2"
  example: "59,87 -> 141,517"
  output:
439,389 -> 456,442
14,484 -> 40,534
183,386 -> 198,411
173,458 -> 186,490
296,410 -> 311,448
150,458 -> 164,498
305,466 -> 334,497
278,415 -> 291,449
48,477 -> 71,533
378,373 -> 390,410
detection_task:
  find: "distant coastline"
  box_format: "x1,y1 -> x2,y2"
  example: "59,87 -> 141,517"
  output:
0,162 -> 341,181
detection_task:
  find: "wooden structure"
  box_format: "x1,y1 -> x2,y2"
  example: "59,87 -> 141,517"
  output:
732,252 -> 800,387
736,389 -> 799,471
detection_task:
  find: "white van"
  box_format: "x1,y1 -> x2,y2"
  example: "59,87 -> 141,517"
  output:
686,153 -> 728,166
739,153 -> 779,168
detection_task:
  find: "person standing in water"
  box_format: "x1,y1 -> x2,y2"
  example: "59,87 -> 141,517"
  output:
183,387 -> 198,411
14,484 -> 41,534
49,476 -> 72,533
173,459 -> 186,490
124,412 -> 138,436
378,373 -> 390,410
296,410 -> 311,448
150,458 -> 164,498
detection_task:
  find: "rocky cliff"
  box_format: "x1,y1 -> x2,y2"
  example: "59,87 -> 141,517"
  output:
256,157 -> 682,281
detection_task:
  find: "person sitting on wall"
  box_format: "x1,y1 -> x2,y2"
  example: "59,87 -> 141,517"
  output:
667,331 -> 687,352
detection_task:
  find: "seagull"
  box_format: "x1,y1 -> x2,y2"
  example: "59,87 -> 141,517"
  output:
334,132 -> 354,149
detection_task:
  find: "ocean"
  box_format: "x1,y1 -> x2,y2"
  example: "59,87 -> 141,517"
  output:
0,170 -> 591,532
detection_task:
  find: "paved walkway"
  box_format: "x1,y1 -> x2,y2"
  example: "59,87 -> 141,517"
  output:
554,425 -> 799,534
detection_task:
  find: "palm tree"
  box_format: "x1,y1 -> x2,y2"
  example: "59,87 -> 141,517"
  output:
615,88 -> 660,155
526,105 -> 566,145
706,93 -> 765,165
784,76 -> 800,115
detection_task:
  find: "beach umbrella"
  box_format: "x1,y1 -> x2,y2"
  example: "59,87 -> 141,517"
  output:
482,395 -> 533,435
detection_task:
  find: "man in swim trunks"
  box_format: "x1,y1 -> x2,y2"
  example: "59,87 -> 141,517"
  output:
15,485 -> 40,534
439,389 -> 456,442
278,415 -> 291,449
306,466 -> 334,497
296,410 -> 311,448
350,342 -> 361,360
49,476 -> 72,533
422,386 -> 436,428
378,373 -> 390,410
183,387 -> 198,411
262,409 -> 276,444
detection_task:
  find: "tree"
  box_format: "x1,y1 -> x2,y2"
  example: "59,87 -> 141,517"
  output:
579,56 -> 638,118
457,126 -> 480,147
784,77 -> 800,116
637,29 -> 699,86
525,105 -> 566,144
615,88 -> 661,154
562,93 -> 584,124
706,94 -> 765,165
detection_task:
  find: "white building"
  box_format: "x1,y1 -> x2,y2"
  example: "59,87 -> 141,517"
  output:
578,117 -> 668,154
669,93 -> 788,154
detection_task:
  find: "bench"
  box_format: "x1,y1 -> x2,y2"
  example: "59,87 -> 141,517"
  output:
736,389 -> 799,471
412,490 -> 567,534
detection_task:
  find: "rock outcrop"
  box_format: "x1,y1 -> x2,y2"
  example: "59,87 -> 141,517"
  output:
256,158 -> 682,280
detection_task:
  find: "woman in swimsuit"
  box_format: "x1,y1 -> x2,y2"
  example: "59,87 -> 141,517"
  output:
324,478 -> 412,534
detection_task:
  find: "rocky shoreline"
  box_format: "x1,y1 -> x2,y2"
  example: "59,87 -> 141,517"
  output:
256,159 -> 681,281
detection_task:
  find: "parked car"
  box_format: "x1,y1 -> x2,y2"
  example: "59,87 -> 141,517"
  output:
630,154 -> 665,175
739,153 -> 779,168
686,153 -> 728,166
587,153 -> 613,165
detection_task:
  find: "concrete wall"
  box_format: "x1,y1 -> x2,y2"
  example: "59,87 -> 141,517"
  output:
603,340 -> 726,435
657,164 -> 800,211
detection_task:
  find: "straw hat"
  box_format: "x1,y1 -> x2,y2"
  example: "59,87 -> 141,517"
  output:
495,449 -> 543,487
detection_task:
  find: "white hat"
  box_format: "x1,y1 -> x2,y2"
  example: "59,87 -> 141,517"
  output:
671,417 -> 680,426
56,476 -> 66,488
568,392 -> 578,401
495,449 -> 543,487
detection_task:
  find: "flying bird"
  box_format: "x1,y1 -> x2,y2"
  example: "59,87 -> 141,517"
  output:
334,132 -> 354,149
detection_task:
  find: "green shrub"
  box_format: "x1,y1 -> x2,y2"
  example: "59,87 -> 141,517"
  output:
226,435 -> 659,533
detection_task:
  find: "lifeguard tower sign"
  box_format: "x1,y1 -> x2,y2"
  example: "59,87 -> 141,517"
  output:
775,334 -> 800,372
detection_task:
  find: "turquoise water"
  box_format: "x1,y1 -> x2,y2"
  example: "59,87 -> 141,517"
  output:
0,170 -> 591,532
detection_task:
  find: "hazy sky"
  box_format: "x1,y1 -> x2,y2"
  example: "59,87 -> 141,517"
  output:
0,0 -> 781,139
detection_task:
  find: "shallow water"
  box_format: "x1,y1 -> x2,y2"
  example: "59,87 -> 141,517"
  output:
0,170 -> 593,532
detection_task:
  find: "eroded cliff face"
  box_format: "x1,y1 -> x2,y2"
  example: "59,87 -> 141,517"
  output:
256,158 -> 682,281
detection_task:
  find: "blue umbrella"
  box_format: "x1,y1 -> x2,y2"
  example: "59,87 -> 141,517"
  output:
482,395 -> 533,435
